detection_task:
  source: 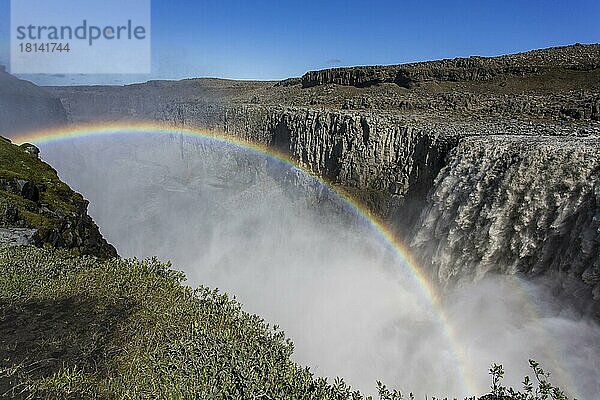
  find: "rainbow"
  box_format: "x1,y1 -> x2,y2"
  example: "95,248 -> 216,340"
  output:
13,121 -> 476,395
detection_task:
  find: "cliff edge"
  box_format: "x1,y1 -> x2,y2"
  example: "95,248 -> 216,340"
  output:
0,137 -> 117,258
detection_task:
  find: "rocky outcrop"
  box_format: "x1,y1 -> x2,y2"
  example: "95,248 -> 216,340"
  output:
301,62 -> 541,88
0,67 -> 67,136
301,43 -> 600,88
411,135 -> 600,316
0,139 -> 117,258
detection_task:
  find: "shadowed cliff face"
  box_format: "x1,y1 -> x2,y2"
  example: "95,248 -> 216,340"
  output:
0,69 -> 67,136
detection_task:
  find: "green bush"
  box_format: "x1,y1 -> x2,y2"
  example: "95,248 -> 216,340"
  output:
482,360 -> 570,400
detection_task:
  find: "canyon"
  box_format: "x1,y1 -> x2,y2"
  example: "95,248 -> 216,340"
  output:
1,43 -> 600,398
0,44 -> 599,315
39,44 -> 600,317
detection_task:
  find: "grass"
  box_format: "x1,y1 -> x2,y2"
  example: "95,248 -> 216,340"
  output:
0,245 -> 361,399
0,245 -> 575,400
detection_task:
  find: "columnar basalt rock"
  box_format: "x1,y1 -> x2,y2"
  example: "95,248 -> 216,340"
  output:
152,103 -> 461,219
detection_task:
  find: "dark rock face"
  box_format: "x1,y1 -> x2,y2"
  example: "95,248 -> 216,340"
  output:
45,208 -> 118,258
20,181 -> 40,202
0,70 -> 67,137
46,45 -> 600,231
301,63 -> 543,88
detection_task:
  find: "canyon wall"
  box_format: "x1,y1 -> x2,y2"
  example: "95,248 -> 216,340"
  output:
49,89 -> 461,221
157,103 -> 459,212
0,68 -> 67,136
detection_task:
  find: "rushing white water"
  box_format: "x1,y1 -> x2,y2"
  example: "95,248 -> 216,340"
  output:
412,136 -> 600,297
39,133 -> 600,399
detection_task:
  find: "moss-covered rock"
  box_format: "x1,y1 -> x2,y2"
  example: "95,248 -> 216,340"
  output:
0,138 -> 116,258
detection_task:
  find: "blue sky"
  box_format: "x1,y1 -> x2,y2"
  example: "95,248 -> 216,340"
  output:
0,0 -> 599,85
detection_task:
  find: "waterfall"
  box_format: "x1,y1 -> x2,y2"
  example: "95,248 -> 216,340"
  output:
411,135 -> 600,316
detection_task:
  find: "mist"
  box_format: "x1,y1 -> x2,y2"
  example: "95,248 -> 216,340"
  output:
39,133 -> 600,399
